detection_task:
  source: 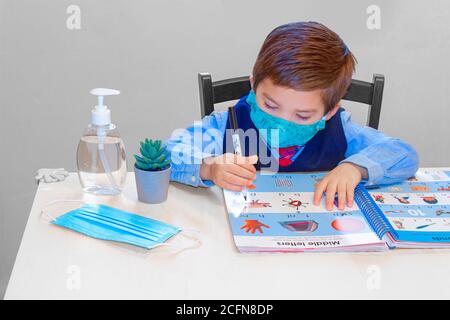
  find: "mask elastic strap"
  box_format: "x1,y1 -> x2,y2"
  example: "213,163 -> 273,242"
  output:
40,199 -> 85,222
151,228 -> 202,251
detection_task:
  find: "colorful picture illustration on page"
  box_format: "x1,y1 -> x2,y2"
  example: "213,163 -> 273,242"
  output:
331,218 -> 366,233
240,219 -> 270,234
223,172 -> 385,252
367,168 -> 450,233
279,220 -> 318,233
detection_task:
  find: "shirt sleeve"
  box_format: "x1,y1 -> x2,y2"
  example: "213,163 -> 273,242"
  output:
339,110 -> 419,187
166,111 -> 228,187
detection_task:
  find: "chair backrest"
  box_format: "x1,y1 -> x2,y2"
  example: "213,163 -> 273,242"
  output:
198,72 -> 385,129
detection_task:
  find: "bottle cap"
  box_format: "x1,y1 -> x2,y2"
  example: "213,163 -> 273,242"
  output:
90,88 -> 120,126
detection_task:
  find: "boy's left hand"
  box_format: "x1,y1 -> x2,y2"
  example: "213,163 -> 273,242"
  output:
313,163 -> 368,211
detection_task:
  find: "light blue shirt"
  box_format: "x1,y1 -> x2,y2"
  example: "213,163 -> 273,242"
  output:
166,110 -> 419,188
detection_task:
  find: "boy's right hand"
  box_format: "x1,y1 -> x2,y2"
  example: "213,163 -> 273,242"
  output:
200,153 -> 258,191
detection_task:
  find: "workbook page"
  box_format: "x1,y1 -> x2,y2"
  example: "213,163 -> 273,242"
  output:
366,168 -> 450,243
223,172 -> 385,252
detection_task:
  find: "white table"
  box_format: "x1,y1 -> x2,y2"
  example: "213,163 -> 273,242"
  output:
5,171 -> 450,299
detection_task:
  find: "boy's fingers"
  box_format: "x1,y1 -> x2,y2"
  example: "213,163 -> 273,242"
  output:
235,155 -> 257,172
325,183 -> 337,211
220,153 -> 243,165
313,180 -> 327,205
235,155 -> 257,165
229,154 -> 257,164
222,153 -> 239,164
219,179 -> 244,192
223,171 -> 251,187
222,154 -> 257,174
246,155 -> 258,164
228,164 -> 256,180
337,183 -> 346,210
237,162 -> 256,175
234,154 -> 258,163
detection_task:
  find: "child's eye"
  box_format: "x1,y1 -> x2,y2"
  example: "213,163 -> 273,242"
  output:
265,103 -> 278,110
296,114 -> 310,121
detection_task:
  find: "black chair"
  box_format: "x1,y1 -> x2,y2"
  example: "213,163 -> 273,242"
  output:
198,72 -> 385,129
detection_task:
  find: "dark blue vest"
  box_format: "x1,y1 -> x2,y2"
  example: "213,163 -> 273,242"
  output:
222,94 -> 348,172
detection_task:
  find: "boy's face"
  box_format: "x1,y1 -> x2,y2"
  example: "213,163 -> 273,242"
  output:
251,77 -> 340,125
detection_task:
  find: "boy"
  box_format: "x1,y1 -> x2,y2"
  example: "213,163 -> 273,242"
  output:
167,21 -> 419,211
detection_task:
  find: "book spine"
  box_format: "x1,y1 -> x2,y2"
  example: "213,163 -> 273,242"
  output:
355,184 -> 396,239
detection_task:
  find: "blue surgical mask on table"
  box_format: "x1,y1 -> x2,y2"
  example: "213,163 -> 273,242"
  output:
246,90 -> 327,148
41,201 -> 200,250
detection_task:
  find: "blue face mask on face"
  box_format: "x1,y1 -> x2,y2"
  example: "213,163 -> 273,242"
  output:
246,90 -> 327,148
47,203 -> 183,249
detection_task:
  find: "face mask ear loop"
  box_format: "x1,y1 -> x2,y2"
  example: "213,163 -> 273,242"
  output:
40,200 -> 85,222
181,228 -> 202,249
151,228 -> 202,251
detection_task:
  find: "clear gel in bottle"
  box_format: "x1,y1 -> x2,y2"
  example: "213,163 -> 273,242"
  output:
77,88 -> 127,195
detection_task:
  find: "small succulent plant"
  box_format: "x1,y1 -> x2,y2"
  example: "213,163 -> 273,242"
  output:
134,138 -> 171,171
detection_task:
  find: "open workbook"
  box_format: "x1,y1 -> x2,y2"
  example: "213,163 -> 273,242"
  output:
223,168 -> 450,252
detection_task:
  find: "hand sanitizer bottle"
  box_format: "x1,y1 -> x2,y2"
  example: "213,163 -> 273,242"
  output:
77,88 -> 127,195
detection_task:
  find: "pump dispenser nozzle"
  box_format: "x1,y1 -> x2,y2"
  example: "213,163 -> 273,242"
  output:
90,88 -> 120,126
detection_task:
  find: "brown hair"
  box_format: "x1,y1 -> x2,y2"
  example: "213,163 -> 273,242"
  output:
252,21 -> 357,112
